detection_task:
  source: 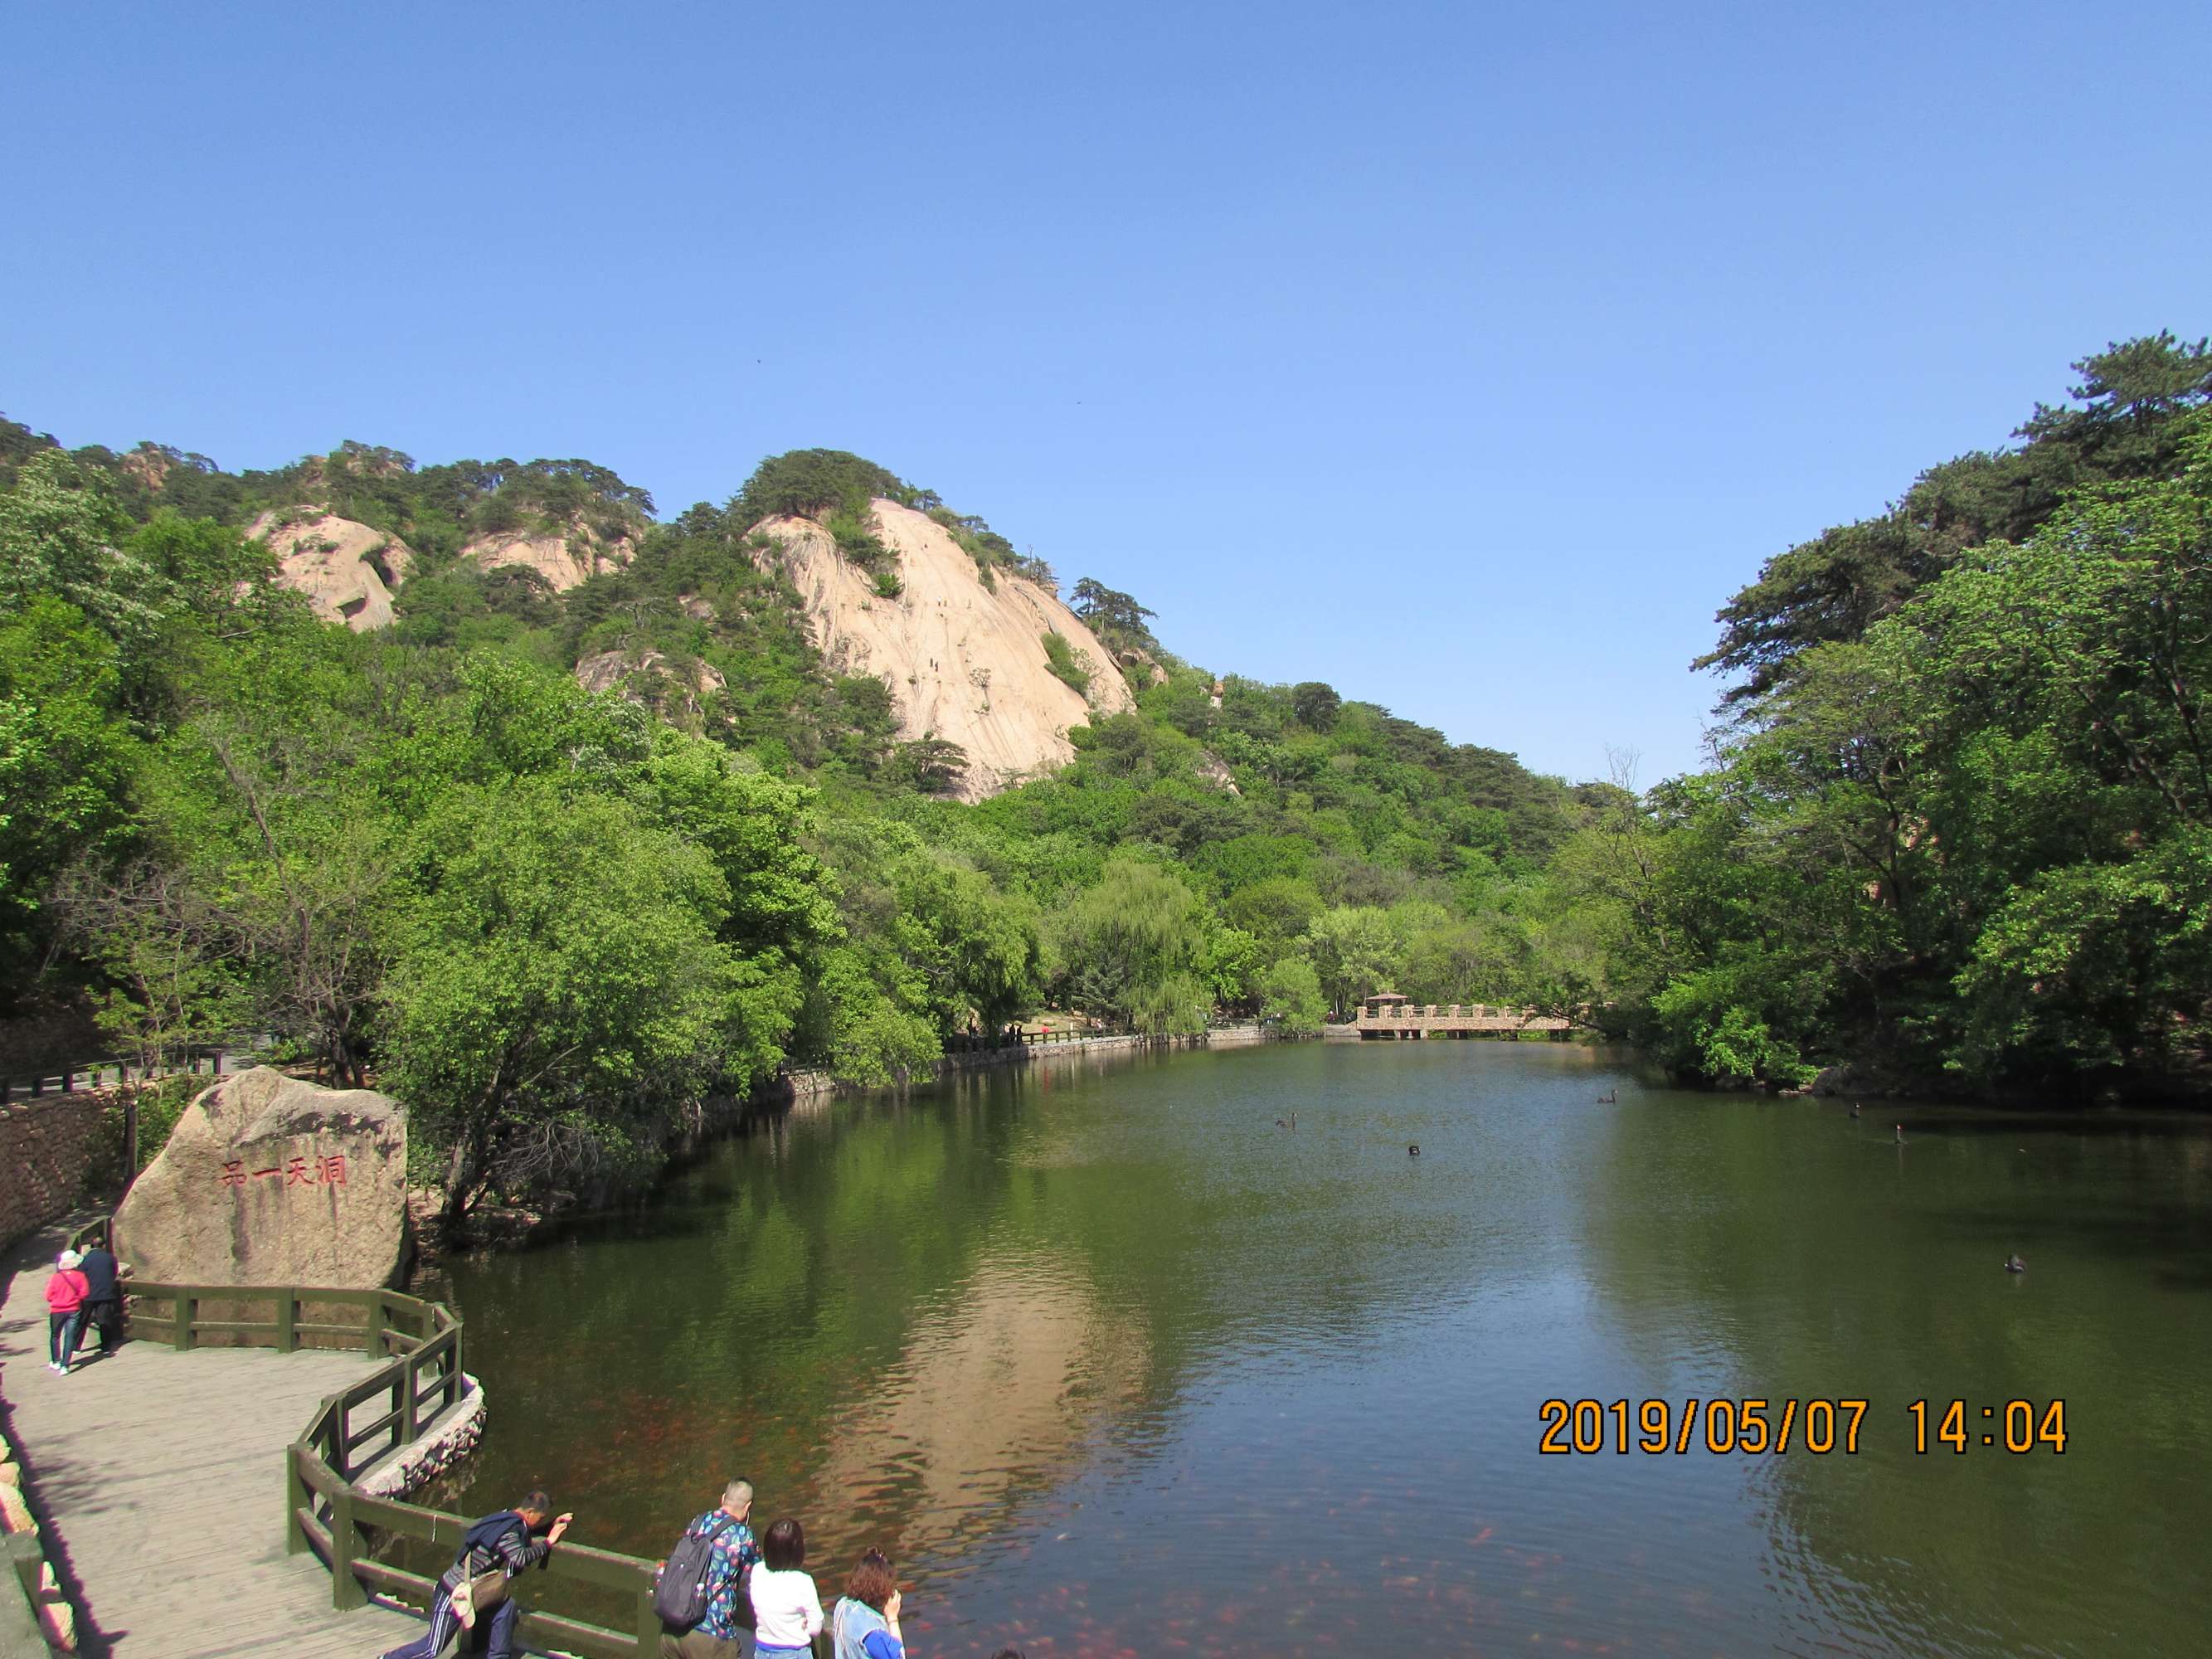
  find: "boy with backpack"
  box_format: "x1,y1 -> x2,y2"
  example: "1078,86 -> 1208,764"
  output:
655,1478 -> 763,1659
378,1491 -> 571,1658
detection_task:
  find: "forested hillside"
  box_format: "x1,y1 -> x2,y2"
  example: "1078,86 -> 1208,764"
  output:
4,334 -> 2205,1226
0,424 -> 1592,1230
1616,333 -> 2212,1095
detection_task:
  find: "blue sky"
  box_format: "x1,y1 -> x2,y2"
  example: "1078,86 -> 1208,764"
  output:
7,2 -> 2208,781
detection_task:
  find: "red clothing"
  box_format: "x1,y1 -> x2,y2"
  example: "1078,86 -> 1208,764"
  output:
45,1269 -> 89,1314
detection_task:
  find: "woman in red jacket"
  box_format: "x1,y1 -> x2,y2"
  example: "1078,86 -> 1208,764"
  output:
45,1249 -> 90,1374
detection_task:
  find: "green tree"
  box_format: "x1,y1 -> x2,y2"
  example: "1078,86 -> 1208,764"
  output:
0,452 -> 173,672
1069,577 -> 1159,652
1302,904 -> 1406,1019
1291,681 -> 1341,731
1257,956 -> 1326,1034
0,601 -> 137,948
383,785 -> 760,1237
1050,854 -> 1213,1034
735,450 -> 912,523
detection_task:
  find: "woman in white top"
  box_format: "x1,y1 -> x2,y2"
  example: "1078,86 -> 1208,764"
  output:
748,1517 -> 824,1656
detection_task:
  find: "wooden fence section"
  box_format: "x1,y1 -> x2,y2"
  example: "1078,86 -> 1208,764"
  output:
1,1039 -> 276,1102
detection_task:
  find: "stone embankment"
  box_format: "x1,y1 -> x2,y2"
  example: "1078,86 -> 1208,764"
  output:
354,1374 -> 487,1499
783,1022 -> 1270,1099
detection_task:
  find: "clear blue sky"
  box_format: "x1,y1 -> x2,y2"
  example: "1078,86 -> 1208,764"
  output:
8,2 -> 2208,782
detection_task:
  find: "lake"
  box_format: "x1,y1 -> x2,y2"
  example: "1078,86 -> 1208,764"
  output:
423,1039 -> 2212,1657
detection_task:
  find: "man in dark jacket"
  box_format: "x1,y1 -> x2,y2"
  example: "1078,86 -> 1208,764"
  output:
71,1242 -> 124,1361
378,1491 -> 571,1658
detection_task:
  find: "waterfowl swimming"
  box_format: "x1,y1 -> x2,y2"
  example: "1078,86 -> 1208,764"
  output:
2005,1254 -> 2026,1273
1894,1124 -> 1906,1144
1407,1143 -> 1421,1158
1850,1102 -> 1861,1118
1597,1090 -> 1617,1103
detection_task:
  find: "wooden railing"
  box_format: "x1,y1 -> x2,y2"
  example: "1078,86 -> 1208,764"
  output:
4,1037 -> 280,1102
64,1218 -> 673,1657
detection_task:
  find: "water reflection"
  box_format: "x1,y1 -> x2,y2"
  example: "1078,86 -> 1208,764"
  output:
813,1251 -> 1151,1564
426,1043 -> 2212,1657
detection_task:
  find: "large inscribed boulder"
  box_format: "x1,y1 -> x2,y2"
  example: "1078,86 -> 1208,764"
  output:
114,1068 -> 409,1288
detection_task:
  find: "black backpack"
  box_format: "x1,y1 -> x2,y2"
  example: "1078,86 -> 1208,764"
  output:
654,1512 -> 740,1631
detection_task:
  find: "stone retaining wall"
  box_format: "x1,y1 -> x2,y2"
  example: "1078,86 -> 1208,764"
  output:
0,1100 -> 106,1255
354,1374 -> 488,1501
783,1029 -> 1222,1099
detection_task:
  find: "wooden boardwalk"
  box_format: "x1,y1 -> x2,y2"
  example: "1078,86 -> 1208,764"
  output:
1,1221 -> 430,1657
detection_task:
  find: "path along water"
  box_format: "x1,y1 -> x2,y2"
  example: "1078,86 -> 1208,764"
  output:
425,1039 -> 2212,1658
0,1223 -> 425,1657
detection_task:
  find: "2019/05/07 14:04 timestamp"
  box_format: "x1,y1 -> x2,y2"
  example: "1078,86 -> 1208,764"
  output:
1538,1399 -> 2069,1455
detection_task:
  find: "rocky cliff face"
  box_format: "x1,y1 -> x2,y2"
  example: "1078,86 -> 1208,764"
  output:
758,499 -> 1135,800
246,508 -> 414,630
573,646 -> 726,726
461,519 -> 637,591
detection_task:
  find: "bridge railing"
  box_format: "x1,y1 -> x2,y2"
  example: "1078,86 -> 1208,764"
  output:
65,1216 -> 682,1657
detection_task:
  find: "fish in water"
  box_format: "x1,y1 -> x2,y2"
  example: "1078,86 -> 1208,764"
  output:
1407,1144 -> 1421,1158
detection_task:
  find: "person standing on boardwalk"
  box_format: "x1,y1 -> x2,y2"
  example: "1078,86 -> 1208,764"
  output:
747,1518 -> 824,1659
378,1490 -> 571,1659
830,1550 -> 907,1659
44,1250 -> 89,1374
70,1239 -> 124,1363
657,1478 -> 763,1659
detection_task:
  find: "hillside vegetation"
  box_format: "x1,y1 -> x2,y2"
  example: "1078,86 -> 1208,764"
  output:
0,428 -> 1589,1231
4,334 -> 2206,1227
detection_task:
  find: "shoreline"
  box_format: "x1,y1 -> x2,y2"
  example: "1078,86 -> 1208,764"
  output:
777,1020 -> 1271,1100
417,1023 -> 1285,1258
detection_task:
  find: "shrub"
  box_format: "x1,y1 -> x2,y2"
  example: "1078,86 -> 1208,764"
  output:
1041,631 -> 1092,697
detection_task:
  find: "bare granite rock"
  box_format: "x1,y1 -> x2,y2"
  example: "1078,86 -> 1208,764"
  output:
461,521 -> 637,591
114,1068 -> 409,1289
246,509 -> 414,630
758,499 -> 1135,800
573,647 -> 727,723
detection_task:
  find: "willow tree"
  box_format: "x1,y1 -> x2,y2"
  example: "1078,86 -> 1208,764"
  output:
1051,853 -> 1213,1034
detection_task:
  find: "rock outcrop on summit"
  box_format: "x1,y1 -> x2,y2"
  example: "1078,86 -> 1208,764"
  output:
246,508 -> 413,630
759,500 -> 1135,800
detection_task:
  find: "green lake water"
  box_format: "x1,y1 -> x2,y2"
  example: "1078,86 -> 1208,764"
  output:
423,1040 -> 2212,1657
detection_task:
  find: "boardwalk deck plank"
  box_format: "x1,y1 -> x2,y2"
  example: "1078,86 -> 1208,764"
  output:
2,1221 -> 435,1657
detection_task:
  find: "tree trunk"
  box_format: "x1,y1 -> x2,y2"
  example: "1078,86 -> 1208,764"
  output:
437,1127 -> 490,1243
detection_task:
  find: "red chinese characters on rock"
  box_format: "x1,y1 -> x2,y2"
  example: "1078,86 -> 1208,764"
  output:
213,1152 -> 348,1193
